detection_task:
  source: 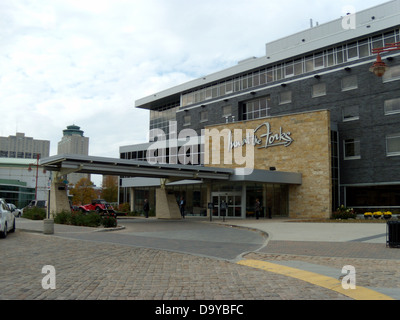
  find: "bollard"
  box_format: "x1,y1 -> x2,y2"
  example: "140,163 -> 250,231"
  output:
43,219 -> 54,235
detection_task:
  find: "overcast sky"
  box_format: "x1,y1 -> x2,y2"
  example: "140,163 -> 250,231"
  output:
0,0 -> 389,160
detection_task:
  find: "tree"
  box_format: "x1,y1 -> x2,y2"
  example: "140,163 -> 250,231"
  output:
69,177 -> 97,205
101,176 -> 118,203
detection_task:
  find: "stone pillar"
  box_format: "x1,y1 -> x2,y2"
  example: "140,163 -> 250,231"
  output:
156,188 -> 181,220
206,182 -> 212,219
49,182 -> 71,218
129,187 -> 135,213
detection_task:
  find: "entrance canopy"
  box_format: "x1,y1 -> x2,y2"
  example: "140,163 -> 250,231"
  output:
40,154 -> 232,181
40,154 -> 302,185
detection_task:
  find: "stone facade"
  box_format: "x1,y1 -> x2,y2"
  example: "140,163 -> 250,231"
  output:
204,110 -> 332,219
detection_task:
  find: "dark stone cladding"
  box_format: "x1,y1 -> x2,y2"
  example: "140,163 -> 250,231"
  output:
175,56 -> 400,188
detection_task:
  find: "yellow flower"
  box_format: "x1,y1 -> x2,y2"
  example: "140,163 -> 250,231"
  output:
373,211 -> 383,216
364,212 -> 373,216
384,211 -> 392,216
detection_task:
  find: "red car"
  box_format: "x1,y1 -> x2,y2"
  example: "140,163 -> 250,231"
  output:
79,199 -> 116,216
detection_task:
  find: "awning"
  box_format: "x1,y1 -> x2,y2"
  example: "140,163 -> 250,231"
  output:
40,154 -> 302,185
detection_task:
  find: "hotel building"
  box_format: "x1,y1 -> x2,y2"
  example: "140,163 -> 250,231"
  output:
120,1 -> 400,219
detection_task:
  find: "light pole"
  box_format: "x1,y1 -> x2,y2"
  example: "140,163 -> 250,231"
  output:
28,154 -> 40,201
369,42 -> 400,77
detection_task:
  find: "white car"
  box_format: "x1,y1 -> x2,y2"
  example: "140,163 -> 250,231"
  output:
0,198 -> 16,239
8,203 -> 22,217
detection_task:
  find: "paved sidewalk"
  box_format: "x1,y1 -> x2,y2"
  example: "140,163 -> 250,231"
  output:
214,218 -> 400,300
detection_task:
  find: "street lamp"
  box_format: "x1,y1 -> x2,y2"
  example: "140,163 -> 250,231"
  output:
369,42 -> 400,77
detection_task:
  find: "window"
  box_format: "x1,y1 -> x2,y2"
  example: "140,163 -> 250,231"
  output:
326,49 -> 335,66
285,61 -> 294,78
294,59 -> 303,75
242,96 -> 270,121
342,75 -> 358,91
200,110 -> 208,122
222,105 -> 232,117
387,134 -> 400,156
344,139 -> 361,160
358,40 -> 370,58
343,106 -> 359,121
279,91 -> 292,105
184,115 -> 191,126
312,83 -> 326,98
385,98 -> 400,115
225,80 -> 233,94
347,42 -> 358,60
383,65 -> 400,82
314,52 -> 324,69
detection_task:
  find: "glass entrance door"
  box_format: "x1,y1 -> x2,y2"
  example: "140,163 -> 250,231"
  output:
212,192 -> 242,218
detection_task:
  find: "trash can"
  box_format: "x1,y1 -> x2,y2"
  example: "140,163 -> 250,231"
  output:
387,221 -> 400,248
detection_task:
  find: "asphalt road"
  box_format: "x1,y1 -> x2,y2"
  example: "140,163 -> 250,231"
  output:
52,218 -> 267,261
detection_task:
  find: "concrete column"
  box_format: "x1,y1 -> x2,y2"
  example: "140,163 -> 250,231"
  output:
156,188 -> 181,220
206,182 -> 212,218
129,187 -> 135,212
49,182 -> 71,218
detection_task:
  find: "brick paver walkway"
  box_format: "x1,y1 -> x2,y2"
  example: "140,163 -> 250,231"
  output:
1,231 -> 349,300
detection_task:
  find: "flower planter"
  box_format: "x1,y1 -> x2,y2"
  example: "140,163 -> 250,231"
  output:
364,212 -> 373,220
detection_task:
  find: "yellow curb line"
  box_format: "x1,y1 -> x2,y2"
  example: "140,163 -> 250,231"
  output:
237,259 -> 394,300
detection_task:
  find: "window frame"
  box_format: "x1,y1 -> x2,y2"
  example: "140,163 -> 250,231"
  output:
344,138 -> 361,160
312,83 -> 326,98
386,133 -> 400,157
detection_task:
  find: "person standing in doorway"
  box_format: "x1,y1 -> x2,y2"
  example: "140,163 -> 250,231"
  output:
255,198 -> 261,220
143,199 -> 150,218
179,196 -> 186,219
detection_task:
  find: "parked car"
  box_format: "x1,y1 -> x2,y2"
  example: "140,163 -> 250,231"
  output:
0,198 -> 16,239
22,200 -> 47,214
24,200 -> 47,209
79,199 -> 116,216
8,203 -> 22,217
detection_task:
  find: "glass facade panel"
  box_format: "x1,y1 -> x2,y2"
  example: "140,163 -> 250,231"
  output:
346,185 -> 400,209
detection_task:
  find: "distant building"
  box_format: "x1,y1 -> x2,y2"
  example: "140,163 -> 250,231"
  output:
0,132 -> 50,159
0,158 -> 51,208
58,125 -> 90,185
58,125 -> 89,155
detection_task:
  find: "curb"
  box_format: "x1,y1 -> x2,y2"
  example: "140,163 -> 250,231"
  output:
94,225 -> 126,232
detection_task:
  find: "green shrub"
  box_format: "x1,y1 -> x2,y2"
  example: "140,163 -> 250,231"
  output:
23,207 -> 46,220
53,210 -> 116,228
54,210 -> 71,225
84,212 -> 102,227
118,202 -> 130,213
102,215 -> 117,228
